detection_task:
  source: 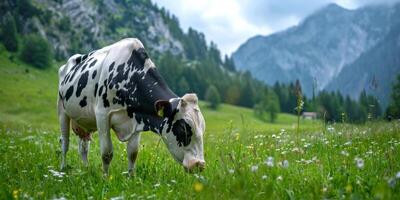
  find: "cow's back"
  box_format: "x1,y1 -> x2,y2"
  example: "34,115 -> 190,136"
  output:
58,38 -> 146,129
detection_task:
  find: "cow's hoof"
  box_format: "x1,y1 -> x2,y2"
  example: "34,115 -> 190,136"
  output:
128,170 -> 136,178
60,164 -> 72,172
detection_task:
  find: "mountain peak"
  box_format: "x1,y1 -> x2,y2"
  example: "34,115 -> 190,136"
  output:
317,3 -> 348,15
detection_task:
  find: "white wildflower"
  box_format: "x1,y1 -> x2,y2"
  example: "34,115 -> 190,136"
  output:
228,169 -> 234,174
396,172 -> 400,179
341,150 -> 349,157
277,176 -> 283,181
264,156 -> 274,167
251,165 -> 258,172
354,157 -> 364,169
281,160 -> 289,168
262,175 -> 268,180
110,197 -> 124,200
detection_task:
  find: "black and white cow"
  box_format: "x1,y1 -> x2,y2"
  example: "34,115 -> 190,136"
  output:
58,38 -> 206,175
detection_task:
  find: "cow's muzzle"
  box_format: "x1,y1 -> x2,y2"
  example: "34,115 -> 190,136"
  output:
183,159 -> 206,173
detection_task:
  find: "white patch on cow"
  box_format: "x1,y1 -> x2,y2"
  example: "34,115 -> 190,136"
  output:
143,59 -> 156,73
109,110 -> 138,142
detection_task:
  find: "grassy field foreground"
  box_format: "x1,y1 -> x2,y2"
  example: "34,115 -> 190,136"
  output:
1,49 -> 400,199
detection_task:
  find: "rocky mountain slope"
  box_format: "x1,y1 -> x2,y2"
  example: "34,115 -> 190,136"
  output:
2,0 -> 184,59
232,3 -> 400,106
326,23 -> 400,107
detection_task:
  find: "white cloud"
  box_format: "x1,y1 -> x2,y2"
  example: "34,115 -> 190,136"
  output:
154,0 -> 399,55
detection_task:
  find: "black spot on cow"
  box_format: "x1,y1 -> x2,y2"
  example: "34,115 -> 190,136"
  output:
88,51 -> 96,56
101,79 -> 110,107
171,119 -> 192,147
67,62 -> 84,83
58,92 -> 63,99
108,72 -> 114,89
76,71 -> 89,97
79,96 -> 87,107
92,70 -> 97,79
127,48 -> 148,71
109,62 -> 115,72
94,83 -> 98,97
102,93 -> 110,107
80,63 -> 88,72
75,56 -> 82,64
166,109 -> 179,133
65,86 -> 74,101
98,86 -> 103,96
81,54 -> 88,61
134,113 -> 163,133
89,60 -> 97,68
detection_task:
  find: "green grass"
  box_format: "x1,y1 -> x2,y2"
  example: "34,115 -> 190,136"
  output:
1,48 -> 400,199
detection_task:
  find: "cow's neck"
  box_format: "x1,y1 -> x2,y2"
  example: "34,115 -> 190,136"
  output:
136,67 -> 178,114
133,67 -> 178,134
134,113 -> 165,134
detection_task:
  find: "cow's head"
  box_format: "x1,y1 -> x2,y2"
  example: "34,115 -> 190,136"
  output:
155,93 -> 206,172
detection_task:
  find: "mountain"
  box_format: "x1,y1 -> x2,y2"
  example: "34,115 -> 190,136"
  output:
326,23 -> 400,108
0,0 -> 186,59
232,3 -> 400,104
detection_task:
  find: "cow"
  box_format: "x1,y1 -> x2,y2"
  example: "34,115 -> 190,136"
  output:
57,38 -> 206,175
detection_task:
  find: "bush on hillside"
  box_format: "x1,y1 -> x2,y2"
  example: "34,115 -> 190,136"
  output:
205,85 -> 221,110
20,34 -> 52,69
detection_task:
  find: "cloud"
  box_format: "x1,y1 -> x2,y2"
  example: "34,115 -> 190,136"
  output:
154,0 -> 400,55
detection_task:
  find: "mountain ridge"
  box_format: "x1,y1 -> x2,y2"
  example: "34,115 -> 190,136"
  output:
232,2 -> 400,106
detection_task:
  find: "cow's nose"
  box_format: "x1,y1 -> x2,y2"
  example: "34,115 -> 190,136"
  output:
184,160 -> 206,173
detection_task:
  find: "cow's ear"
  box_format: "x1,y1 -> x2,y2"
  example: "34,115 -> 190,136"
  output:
155,100 -> 172,118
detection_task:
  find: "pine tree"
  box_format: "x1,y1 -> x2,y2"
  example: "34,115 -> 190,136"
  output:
386,74 -> 400,119
1,15 -> 18,52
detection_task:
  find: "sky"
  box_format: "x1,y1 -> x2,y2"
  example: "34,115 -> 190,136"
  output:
154,0 -> 399,56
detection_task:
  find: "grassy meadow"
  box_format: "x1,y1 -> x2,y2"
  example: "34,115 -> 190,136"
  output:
1,49 -> 400,199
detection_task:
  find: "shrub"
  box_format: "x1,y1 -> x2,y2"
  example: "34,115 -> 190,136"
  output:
20,34 -> 52,69
205,85 -> 221,110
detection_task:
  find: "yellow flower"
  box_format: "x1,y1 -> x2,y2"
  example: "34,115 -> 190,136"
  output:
345,184 -> 352,193
193,182 -> 203,192
109,175 -> 113,181
12,189 -> 19,199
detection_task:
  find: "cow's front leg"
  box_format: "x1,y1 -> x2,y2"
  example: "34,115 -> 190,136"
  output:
127,132 -> 141,176
96,115 -> 113,175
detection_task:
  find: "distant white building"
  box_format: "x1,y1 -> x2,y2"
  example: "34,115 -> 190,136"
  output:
302,112 -> 317,120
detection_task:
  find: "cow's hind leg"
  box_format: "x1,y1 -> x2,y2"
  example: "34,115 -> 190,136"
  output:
79,138 -> 90,166
127,132 -> 141,176
58,100 -> 70,171
96,114 -> 113,175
